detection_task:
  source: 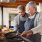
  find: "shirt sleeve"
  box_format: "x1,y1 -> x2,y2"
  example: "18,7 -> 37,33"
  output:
13,19 -> 18,31
31,24 -> 41,34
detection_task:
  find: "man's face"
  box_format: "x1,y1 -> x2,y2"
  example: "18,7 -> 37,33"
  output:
18,10 -> 25,17
28,6 -> 36,16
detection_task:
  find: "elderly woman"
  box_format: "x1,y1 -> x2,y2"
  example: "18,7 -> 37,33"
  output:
21,1 -> 41,42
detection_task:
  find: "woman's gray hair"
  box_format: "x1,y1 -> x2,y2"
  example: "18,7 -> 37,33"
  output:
25,1 -> 37,13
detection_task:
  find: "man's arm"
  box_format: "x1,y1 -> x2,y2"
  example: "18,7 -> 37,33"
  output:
31,13 -> 42,34
21,30 -> 33,37
13,20 -> 18,31
21,23 -> 42,37
21,24 -> 41,37
13,15 -> 19,32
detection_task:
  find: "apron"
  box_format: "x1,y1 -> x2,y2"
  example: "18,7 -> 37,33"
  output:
25,12 -> 41,42
24,12 -> 39,31
18,16 -> 26,33
24,14 -> 36,31
25,15 -> 35,42
18,21 -> 25,33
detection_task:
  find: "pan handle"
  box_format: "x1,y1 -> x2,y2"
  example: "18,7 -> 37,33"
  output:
18,35 -> 32,42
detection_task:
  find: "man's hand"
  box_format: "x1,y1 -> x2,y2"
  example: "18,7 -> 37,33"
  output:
21,31 -> 28,37
21,30 -> 33,37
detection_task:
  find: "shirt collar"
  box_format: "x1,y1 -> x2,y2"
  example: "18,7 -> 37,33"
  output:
29,14 -> 35,19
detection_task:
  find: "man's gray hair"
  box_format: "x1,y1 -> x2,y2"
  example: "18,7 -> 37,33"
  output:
25,1 -> 37,13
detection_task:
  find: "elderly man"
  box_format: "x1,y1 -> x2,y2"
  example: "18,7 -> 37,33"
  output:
14,5 -> 28,33
21,1 -> 41,42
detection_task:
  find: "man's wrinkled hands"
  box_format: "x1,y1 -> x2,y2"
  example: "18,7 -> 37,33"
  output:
21,31 -> 28,37
21,30 -> 33,37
